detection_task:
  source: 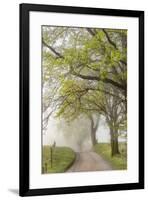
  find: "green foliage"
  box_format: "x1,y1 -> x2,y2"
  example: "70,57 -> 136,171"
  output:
42,146 -> 76,173
94,143 -> 127,170
42,26 -> 127,131
43,27 -> 127,87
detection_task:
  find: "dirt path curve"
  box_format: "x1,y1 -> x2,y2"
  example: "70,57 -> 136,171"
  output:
67,151 -> 113,172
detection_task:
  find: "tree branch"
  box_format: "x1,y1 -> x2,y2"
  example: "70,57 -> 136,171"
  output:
86,28 -> 96,36
120,59 -> 127,65
42,40 -> 64,59
102,29 -> 117,50
71,68 -> 126,91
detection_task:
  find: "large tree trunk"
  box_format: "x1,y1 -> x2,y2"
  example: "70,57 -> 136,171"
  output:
90,127 -> 97,145
89,115 -> 100,146
110,129 -> 120,156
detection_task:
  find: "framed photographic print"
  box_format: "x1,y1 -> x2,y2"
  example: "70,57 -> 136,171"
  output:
19,3 -> 144,196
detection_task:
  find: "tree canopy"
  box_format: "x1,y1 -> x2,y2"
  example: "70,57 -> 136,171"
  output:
42,26 -> 127,155
42,26 -> 127,120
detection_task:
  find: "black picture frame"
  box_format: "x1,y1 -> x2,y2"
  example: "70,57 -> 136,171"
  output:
19,3 -> 144,197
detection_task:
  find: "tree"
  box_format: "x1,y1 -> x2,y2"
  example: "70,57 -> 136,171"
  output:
102,90 -> 126,156
88,115 -> 100,145
42,26 -> 127,155
77,86 -> 126,156
43,27 -> 127,97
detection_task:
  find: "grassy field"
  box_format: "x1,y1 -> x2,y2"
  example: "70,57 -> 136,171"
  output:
42,146 -> 76,173
94,143 -> 127,170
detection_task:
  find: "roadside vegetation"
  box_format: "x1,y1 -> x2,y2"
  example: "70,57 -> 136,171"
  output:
42,146 -> 76,173
94,143 -> 127,170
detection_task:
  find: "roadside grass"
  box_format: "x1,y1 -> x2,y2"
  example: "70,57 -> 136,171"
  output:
42,146 -> 76,173
93,143 -> 127,170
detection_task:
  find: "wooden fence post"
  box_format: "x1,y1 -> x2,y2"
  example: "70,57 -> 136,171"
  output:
45,162 -> 47,173
50,147 -> 53,168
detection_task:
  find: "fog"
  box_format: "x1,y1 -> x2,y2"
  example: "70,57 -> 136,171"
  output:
43,116 -> 111,152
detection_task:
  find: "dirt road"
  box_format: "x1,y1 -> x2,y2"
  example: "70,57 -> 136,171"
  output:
67,151 -> 113,172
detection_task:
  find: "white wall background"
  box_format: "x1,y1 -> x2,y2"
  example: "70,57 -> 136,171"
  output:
0,0 -> 147,199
